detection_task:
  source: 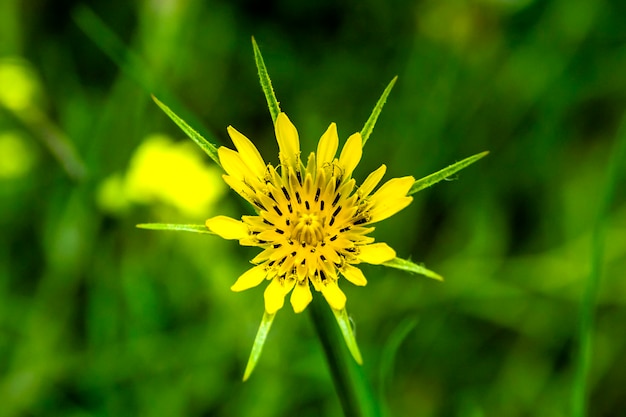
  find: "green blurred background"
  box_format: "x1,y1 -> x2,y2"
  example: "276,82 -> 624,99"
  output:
1,0 -> 625,416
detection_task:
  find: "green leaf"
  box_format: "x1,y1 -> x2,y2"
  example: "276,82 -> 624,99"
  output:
136,223 -> 214,234
378,318 -> 418,417
151,95 -> 221,166
252,37 -> 281,124
409,151 -> 489,196
383,257 -> 443,281
361,76 -> 397,147
243,311 -> 276,381
332,308 -> 363,365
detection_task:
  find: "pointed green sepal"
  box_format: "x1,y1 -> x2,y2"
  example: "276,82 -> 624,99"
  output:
136,223 -> 214,234
252,37 -> 281,124
383,257 -> 444,281
331,308 -> 363,365
243,310 -> 276,381
151,95 -> 221,166
409,151 -> 489,196
361,76 -> 397,147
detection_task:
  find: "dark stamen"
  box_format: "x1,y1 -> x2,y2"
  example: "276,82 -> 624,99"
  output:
354,217 -> 367,225
268,191 -> 276,202
254,199 -> 266,210
320,270 -> 327,282
329,217 -> 335,226
275,229 -> 285,234
263,219 -> 274,226
332,205 -> 342,218
330,235 -> 338,241
287,203 -> 293,213
281,186 -> 290,200
332,193 -> 341,207
315,188 -> 321,202
295,191 -> 302,204
273,205 -> 283,216
339,226 -> 351,233
273,244 -> 281,248
305,200 -> 310,210
320,200 -> 325,210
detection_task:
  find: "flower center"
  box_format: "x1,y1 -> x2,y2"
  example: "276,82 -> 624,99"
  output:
292,213 -> 324,246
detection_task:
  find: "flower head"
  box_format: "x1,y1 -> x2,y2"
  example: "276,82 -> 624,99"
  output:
140,38 -> 486,380
206,113 -> 414,314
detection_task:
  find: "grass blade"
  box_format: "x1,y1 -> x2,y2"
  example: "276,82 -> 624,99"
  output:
572,112 -> 626,417
243,311 -> 275,381
252,37 -> 281,124
136,223 -> 214,234
383,257 -> 443,281
409,151 -> 489,196
361,76 -> 397,147
151,95 -> 221,166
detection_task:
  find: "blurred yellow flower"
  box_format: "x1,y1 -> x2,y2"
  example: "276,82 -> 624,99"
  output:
98,134 -> 225,217
205,113 -> 414,314
0,58 -> 40,112
0,131 -> 36,179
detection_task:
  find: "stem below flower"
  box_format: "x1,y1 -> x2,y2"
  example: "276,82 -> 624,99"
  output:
309,299 -> 380,417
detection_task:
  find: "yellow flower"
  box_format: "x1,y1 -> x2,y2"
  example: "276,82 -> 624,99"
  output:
205,112 -> 414,314
141,38 -> 486,380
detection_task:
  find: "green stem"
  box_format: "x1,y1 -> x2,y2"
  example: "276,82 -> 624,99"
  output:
309,299 -> 380,417
572,112 -> 626,416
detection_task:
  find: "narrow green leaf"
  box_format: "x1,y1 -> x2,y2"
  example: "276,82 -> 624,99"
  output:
332,308 -> 363,365
361,76 -> 397,147
383,257 -> 443,281
252,37 -> 281,124
136,223 -> 214,234
309,299 -> 380,417
409,151 -> 489,196
243,311 -> 276,381
151,95 -> 221,166
572,112 -> 626,417
378,318 -> 418,417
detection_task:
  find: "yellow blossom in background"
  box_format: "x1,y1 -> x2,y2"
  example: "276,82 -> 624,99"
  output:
0,131 -> 37,179
98,134 -> 225,217
0,58 -> 40,112
206,113 -> 414,314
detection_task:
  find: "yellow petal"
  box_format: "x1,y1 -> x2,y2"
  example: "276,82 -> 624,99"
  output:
231,265 -> 267,291
316,122 -> 338,170
368,176 -> 415,223
205,215 -> 249,240
275,113 -> 300,168
369,196 -> 413,224
359,164 -> 386,198
227,126 -> 266,178
264,277 -> 295,314
341,264 -> 367,286
320,280 -> 347,310
218,146 -> 249,181
290,281 -> 313,313
338,133 -> 362,179
357,242 -> 396,264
